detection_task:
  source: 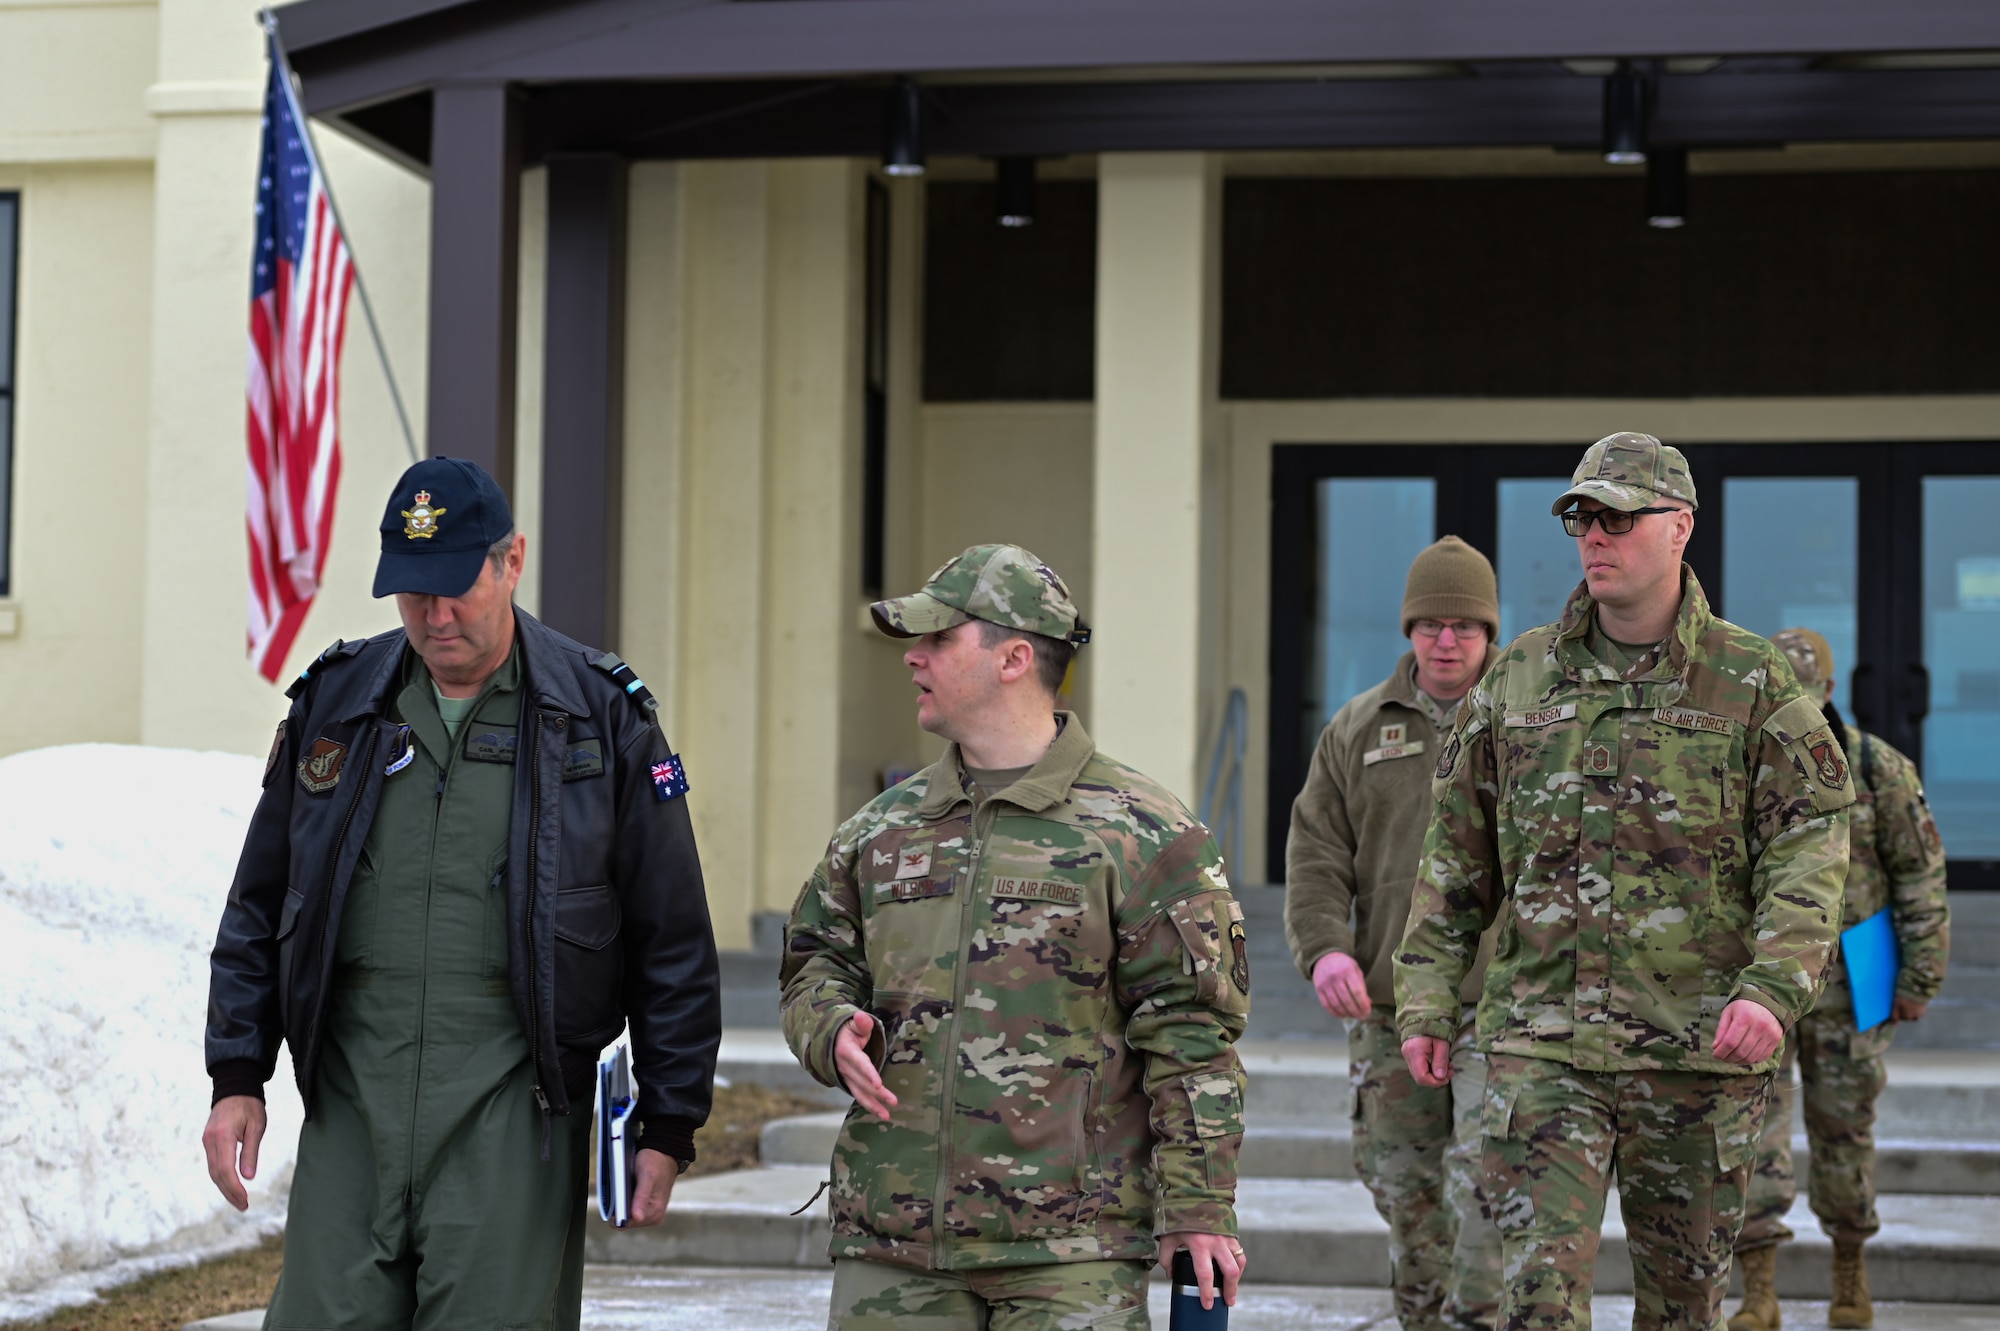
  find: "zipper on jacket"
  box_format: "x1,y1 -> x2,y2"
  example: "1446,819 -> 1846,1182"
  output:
302,723 -> 381,1111
928,798 -> 993,1267
527,709 -> 550,1160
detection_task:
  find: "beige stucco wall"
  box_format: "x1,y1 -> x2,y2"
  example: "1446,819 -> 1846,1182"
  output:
6,2 -> 2000,950
0,162 -> 156,749
0,0 -> 439,762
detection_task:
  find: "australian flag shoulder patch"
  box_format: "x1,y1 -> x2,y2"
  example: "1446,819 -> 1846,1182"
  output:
651,754 -> 691,802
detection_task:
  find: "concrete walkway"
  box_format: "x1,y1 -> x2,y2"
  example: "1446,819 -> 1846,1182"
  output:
186,1267 -> 2000,1330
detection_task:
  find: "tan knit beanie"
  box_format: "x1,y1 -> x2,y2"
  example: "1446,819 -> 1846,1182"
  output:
1402,536 -> 1499,638
1771,627 -> 1834,691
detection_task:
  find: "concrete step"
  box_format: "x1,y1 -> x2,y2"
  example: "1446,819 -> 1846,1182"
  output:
189,1267 -> 2000,1331
761,1107 -> 2000,1196
583,1166 -> 2000,1303
720,1031 -> 2000,1143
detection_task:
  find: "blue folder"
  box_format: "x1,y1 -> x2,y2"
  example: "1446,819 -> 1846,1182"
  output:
1842,907 -> 1900,1033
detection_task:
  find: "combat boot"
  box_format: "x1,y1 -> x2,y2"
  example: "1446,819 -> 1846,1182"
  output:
1728,1245 -> 1782,1331
1828,1240 -> 1872,1329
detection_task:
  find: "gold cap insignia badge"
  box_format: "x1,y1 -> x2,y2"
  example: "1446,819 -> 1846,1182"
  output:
402,489 -> 446,540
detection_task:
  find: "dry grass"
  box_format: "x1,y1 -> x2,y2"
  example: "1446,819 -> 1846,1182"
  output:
8,1235 -> 284,1331
7,1082 -> 835,1330
684,1081 -> 838,1177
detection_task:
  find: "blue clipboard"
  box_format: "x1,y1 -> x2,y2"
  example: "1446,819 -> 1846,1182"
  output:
1841,907 -> 1900,1033
596,1043 -> 640,1227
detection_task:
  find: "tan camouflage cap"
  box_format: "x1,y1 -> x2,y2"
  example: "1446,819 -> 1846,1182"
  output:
1772,627 -> 1835,691
871,544 -> 1090,644
1551,432 -> 1699,515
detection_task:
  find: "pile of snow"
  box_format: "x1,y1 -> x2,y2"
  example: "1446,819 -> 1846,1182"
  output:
0,745 -> 304,1322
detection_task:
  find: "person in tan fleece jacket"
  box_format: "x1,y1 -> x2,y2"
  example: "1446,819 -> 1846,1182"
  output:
1284,535 -> 1503,1331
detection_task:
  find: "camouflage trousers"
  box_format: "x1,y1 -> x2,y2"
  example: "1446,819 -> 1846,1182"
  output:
827,1256 -> 1150,1330
1736,977 -> 1896,1252
1482,1055 -> 1771,1331
1352,1008 -> 1502,1331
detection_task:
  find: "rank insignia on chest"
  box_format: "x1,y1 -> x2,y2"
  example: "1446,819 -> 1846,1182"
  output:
1585,742 -> 1616,775
650,754 -> 690,802
384,724 -> 416,776
895,844 -> 933,880
401,489 -> 446,540
298,737 -> 346,794
1379,723 -> 1407,747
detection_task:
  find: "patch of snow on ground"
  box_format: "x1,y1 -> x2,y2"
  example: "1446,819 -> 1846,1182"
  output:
0,744 -> 303,1322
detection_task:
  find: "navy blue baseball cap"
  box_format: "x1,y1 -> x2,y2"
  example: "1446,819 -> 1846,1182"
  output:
372,456 -> 515,598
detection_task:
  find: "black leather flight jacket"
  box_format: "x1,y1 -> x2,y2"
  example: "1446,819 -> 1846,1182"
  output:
205,609 -> 721,1164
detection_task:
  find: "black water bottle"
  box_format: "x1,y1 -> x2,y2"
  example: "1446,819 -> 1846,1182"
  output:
1168,1249 -> 1229,1329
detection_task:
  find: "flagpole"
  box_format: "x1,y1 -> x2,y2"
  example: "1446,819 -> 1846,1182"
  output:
260,9 -> 421,466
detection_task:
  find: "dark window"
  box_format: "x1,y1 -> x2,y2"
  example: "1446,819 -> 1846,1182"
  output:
1223,171 -> 2000,399
1266,441 -> 2000,889
922,179 -> 1095,401
0,192 -> 15,598
862,178 -> 889,599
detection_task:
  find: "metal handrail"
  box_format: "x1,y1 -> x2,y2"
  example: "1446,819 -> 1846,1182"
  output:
1199,687 -> 1249,874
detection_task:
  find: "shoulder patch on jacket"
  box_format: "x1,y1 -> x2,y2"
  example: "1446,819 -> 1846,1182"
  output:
262,722 -> 287,788
1764,695 -> 1855,813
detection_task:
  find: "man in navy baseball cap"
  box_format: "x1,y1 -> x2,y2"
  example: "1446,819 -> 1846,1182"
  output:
372,455 -> 517,598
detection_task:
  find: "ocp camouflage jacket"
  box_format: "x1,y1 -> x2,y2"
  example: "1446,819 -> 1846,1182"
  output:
780,713 -> 1249,1272
1840,724 -> 1951,1002
1394,570 -> 1854,1075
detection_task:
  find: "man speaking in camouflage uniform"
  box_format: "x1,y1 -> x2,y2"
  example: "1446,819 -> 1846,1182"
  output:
1729,628 -> 1950,1331
782,544 -> 1250,1330
1395,434 -> 1854,1331
1286,535 -> 1504,1331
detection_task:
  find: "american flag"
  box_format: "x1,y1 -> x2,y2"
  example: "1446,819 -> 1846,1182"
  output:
246,44 -> 353,682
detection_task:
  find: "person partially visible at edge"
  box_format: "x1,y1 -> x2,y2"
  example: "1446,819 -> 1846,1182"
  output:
1394,433 -> 1855,1331
780,544 -> 1251,1331
1728,627 -> 1950,1331
202,457 -> 722,1329
1284,534 -> 1506,1331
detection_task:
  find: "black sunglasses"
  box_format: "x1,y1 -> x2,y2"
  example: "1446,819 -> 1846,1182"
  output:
1561,506 -> 1678,537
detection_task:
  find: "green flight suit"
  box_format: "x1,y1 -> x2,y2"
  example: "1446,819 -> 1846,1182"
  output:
266,646 -> 590,1331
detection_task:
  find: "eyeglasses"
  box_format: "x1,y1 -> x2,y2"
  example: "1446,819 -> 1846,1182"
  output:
1560,506 -> 1678,537
1412,619 -> 1489,641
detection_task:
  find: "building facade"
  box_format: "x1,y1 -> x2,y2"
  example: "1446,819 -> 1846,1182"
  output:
4,0 -> 2000,945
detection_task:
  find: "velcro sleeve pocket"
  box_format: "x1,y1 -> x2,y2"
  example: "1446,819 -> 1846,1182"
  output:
1183,1070 -> 1246,1140
1167,892 -> 1233,1008
1763,695 -> 1857,815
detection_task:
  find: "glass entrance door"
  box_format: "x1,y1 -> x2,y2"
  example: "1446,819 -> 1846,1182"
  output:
1915,468 -> 2000,864
1270,440 -> 2000,886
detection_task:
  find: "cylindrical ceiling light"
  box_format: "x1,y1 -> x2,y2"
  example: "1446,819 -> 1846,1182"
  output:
1647,148 -> 1688,228
882,79 -> 925,177
995,156 -> 1036,227
1602,61 -> 1649,165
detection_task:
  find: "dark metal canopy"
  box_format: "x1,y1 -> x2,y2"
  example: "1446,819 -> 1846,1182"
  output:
274,0 -> 2000,658
277,0 -> 2000,171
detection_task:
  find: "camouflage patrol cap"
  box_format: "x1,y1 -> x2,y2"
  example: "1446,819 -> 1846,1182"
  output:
1552,432 -> 1699,515
1772,627 -> 1835,691
872,544 -> 1090,644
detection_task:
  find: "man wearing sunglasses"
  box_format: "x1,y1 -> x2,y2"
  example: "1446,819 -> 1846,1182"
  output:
1286,536 -> 1506,1331
1395,434 -> 1854,1331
